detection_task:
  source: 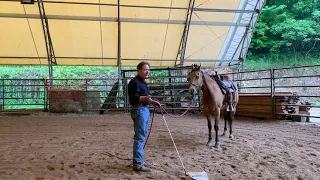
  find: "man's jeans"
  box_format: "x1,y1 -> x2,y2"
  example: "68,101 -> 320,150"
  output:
131,106 -> 150,167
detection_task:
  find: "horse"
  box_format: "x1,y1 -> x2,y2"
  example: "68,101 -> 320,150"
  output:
188,64 -> 239,148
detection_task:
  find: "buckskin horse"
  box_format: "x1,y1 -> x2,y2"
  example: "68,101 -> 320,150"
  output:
188,64 -> 239,148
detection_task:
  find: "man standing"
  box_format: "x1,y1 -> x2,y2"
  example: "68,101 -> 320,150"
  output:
128,61 -> 161,172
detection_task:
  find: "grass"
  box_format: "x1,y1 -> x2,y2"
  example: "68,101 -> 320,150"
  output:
244,53 -> 320,70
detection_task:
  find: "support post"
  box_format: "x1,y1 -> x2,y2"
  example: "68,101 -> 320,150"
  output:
271,68 -> 275,119
238,61 -> 245,90
117,0 -> 121,78
175,0 -> 195,67
1,79 -> 4,111
37,0 -> 56,84
43,79 -> 48,111
117,0 -> 122,112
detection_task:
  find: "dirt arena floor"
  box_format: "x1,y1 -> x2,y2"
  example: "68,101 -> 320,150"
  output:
0,112 -> 319,180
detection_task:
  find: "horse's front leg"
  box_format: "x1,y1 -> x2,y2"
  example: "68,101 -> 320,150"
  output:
206,115 -> 213,146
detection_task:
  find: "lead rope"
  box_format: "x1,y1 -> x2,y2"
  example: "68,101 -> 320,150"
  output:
160,108 -> 187,175
144,103 -> 193,174
160,101 -> 193,118
144,106 -> 156,149
144,101 -> 193,148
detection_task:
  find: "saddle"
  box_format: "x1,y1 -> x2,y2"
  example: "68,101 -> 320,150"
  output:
211,73 -> 237,111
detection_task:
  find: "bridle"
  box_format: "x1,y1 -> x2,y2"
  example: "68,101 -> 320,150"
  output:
190,82 -> 199,88
189,70 -> 204,89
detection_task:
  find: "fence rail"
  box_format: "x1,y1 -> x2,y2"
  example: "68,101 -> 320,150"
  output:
0,65 -> 319,121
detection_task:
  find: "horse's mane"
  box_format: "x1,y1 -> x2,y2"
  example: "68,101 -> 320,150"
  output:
202,71 -> 220,101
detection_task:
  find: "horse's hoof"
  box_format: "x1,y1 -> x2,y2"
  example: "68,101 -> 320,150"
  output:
214,143 -> 220,149
206,141 -> 213,147
222,131 -> 227,136
229,134 -> 234,139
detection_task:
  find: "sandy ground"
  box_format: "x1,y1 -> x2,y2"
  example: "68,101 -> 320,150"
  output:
0,112 -> 319,180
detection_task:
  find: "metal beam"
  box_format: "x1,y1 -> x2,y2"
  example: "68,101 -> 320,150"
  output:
175,0 -> 195,67
229,27 -> 248,64
0,13 -> 248,27
37,0 -> 56,82
183,59 -> 233,63
193,8 -> 255,13
0,56 -> 234,63
0,0 -> 256,13
0,56 -> 115,59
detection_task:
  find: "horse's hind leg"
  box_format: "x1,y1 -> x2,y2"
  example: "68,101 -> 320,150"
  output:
229,111 -> 235,139
222,108 -> 228,136
206,115 -> 213,146
214,111 -> 221,148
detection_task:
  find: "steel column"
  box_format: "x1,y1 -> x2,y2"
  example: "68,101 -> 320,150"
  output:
37,0 -> 56,83
117,0 -> 121,78
175,0 -> 195,67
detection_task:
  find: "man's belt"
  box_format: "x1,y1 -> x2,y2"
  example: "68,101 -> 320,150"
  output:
133,103 -> 150,108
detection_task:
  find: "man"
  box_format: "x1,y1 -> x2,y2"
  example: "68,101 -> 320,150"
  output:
128,61 -> 161,172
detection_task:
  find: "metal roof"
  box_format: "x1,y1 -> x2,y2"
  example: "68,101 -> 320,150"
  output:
0,0 -> 265,68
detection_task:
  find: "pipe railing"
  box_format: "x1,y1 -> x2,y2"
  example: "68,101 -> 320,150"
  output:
0,64 -> 319,121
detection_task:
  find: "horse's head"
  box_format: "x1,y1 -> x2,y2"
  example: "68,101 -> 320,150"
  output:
188,64 -> 204,97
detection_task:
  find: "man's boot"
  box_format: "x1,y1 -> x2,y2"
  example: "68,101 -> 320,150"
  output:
133,165 -> 151,172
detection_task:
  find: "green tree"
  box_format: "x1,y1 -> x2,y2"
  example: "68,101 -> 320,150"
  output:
272,18 -> 319,59
250,0 -> 320,59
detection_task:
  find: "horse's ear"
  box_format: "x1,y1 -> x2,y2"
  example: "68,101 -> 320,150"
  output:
199,64 -> 201,68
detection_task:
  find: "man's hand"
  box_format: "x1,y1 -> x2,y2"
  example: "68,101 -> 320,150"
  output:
151,100 -> 161,107
144,95 -> 161,107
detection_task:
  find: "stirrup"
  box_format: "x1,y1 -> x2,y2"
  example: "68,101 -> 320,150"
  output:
227,105 -> 234,112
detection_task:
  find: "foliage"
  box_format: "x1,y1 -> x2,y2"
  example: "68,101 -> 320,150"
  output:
0,65 -> 117,79
249,0 -> 320,58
